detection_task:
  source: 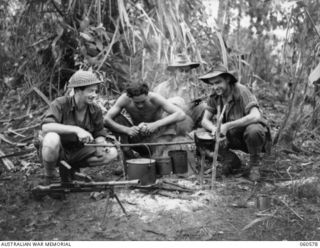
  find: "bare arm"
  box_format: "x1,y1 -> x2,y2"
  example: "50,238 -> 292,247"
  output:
151,93 -> 186,130
201,110 -> 217,133
42,123 -> 93,143
104,94 -> 139,136
223,107 -> 261,132
202,107 -> 261,136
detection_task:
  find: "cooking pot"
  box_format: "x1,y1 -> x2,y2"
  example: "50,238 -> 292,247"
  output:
155,156 -> 172,175
168,150 -> 188,174
194,131 -> 215,151
126,158 -> 156,185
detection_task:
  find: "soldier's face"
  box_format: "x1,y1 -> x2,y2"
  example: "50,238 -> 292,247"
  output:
208,76 -> 229,96
132,94 -> 148,110
79,85 -> 98,104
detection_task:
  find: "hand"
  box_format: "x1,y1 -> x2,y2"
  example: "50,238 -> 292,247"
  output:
211,126 -> 217,137
143,122 -> 158,134
88,146 -> 118,167
87,154 -> 108,167
126,126 -> 140,137
138,122 -> 148,134
76,128 -> 93,143
220,123 -> 228,137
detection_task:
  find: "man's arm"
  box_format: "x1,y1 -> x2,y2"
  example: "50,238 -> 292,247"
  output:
104,94 -> 140,136
42,123 -> 94,143
220,107 -> 261,135
201,110 -> 217,134
223,106 -> 261,130
201,107 -> 261,136
148,93 -> 186,131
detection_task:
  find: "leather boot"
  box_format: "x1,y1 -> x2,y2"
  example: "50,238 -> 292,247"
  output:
43,160 -> 60,185
219,150 -> 242,176
246,154 -> 261,181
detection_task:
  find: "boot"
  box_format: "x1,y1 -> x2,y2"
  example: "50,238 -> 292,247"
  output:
43,160 -> 60,185
245,154 -> 261,181
219,150 -> 242,176
58,162 -> 73,185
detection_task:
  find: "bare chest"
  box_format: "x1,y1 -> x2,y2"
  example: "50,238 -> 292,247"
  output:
125,103 -> 162,124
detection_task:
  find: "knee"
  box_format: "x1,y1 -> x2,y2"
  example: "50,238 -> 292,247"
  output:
42,132 -> 61,160
42,132 -> 61,148
106,146 -> 118,163
244,124 -> 266,145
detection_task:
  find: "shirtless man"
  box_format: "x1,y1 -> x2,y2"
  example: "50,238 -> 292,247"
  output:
104,82 -> 186,157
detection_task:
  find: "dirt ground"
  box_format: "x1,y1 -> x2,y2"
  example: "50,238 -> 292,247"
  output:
1,148 -> 320,241
1,87 -> 320,241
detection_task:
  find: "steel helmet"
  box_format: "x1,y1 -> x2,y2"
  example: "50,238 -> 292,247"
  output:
68,70 -> 103,88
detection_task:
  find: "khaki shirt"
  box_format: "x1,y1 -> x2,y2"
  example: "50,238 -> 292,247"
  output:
42,96 -> 107,148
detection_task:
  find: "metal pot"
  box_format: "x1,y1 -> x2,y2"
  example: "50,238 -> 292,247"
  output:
194,131 -> 215,151
155,156 -> 172,175
126,158 -> 156,185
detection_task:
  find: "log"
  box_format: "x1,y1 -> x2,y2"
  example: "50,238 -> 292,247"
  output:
275,177 -> 318,188
0,149 -> 14,171
5,124 -> 40,133
162,180 -> 194,192
0,133 -> 27,147
0,148 -> 34,159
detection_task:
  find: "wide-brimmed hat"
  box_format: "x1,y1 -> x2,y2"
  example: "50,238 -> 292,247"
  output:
167,54 -> 200,71
68,70 -> 103,88
199,65 -> 237,85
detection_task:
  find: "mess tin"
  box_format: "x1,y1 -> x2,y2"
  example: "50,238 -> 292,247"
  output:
194,131 -> 216,151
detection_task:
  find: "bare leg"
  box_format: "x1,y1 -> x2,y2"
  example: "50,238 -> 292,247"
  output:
41,132 -> 61,183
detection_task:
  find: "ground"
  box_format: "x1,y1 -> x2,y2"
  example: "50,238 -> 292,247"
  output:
1,85 -> 320,241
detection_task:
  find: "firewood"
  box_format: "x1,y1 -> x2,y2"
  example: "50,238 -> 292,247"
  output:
0,133 -> 27,147
275,177 -> 318,187
0,149 -> 14,171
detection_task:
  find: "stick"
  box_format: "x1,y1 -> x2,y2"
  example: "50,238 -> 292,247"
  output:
162,180 -> 194,192
5,124 -> 40,133
200,153 -> 205,189
186,150 -> 199,174
0,149 -> 14,171
277,198 -> 303,221
0,149 -> 35,159
0,134 -> 27,147
211,104 -> 227,189
115,139 -> 126,179
0,108 -> 46,123
6,128 -> 26,138
84,140 -> 195,148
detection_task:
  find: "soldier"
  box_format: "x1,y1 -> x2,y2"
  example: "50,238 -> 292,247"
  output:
104,82 -> 186,158
199,65 -> 272,181
41,70 -> 118,184
153,54 -> 205,129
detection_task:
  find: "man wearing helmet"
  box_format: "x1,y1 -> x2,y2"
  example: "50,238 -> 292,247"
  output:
40,70 -> 118,184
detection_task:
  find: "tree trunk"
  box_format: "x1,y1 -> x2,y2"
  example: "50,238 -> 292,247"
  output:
274,78 -> 306,147
217,0 -> 230,35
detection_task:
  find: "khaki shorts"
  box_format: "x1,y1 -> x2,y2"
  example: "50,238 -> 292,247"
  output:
37,131 -> 99,169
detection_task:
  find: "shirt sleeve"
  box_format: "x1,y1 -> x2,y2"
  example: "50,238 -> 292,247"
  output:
240,86 -> 259,114
92,108 -> 107,139
42,100 -> 63,125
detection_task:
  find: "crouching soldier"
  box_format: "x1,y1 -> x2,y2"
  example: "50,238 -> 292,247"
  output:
40,70 -> 118,184
104,82 -> 186,159
199,66 -> 272,181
